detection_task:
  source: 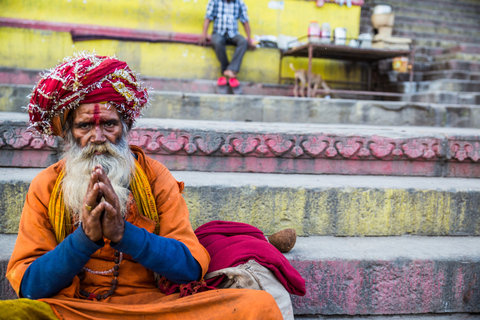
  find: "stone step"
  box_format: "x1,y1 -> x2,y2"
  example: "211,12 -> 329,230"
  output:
418,79 -> 480,92
383,79 -> 480,94
2,168 -> 480,237
422,70 -> 480,81
378,59 -> 477,76
407,91 -> 480,105
447,44 -> 480,55
0,233 -> 16,300
434,53 -> 480,63
392,30 -> 480,46
364,0 -> 480,15
414,46 -> 449,57
378,55 -> 475,73
298,315 -> 480,319
1,233 -> 479,317
287,236 -> 480,316
393,23 -> 480,40
2,86 -> 480,131
389,70 -> 480,83
0,68 -> 411,101
410,38 -> 471,49
0,76 -> 414,106
430,60 -> 480,73
360,16 -> 480,39
361,8 -> 480,27
3,113 -> 480,177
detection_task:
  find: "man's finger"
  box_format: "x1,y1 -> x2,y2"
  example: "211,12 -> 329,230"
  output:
82,201 -> 105,242
97,182 -> 121,217
84,181 -> 101,212
101,201 -> 125,243
88,202 -> 105,218
97,182 -> 117,204
94,167 -> 115,190
85,169 -> 99,198
102,201 -> 117,220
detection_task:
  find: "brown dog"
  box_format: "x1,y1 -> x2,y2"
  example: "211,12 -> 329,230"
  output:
289,63 -> 331,98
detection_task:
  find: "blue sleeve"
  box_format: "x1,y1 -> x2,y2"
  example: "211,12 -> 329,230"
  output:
112,221 -> 201,284
20,227 -> 102,299
205,0 -> 216,20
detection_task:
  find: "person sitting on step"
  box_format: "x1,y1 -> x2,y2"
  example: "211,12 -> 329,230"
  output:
3,52 -> 283,320
198,0 -> 256,90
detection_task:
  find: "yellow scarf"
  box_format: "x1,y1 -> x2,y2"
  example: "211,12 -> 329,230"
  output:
48,159 -> 159,243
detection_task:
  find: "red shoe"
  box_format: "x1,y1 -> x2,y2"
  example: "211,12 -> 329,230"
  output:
228,77 -> 240,88
217,77 -> 227,86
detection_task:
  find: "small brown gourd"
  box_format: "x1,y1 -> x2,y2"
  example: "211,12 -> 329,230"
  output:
268,228 -> 297,253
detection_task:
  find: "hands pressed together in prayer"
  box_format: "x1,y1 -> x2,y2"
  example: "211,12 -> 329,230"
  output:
82,165 -> 124,243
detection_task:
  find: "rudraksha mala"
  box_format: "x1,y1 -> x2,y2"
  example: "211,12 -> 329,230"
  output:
78,251 -> 122,301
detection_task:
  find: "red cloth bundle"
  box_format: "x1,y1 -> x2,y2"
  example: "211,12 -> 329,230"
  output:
195,220 -> 306,296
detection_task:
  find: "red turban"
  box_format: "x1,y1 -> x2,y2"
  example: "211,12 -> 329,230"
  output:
27,52 -> 150,136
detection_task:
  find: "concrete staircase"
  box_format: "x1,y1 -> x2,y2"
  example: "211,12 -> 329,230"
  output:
361,0 -> 480,106
1,103 -> 480,317
1,1 -> 480,319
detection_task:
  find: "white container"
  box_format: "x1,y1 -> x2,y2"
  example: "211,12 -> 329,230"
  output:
334,28 -> 347,45
348,39 -> 359,47
308,21 -> 321,43
358,33 -> 373,49
278,34 -> 299,50
373,4 -> 392,14
320,22 -> 331,44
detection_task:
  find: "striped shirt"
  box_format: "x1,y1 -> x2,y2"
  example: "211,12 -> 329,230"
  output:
205,0 -> 249,38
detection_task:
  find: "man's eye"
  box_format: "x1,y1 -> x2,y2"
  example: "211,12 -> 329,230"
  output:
105,122 -> 115,128
79,123 -> 90,129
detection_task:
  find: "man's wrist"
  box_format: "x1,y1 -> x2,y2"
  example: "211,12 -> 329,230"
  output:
76,224 -> 105,252
109,220 -> 125,244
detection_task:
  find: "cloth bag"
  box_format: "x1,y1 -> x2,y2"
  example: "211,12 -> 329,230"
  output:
205,260 -> 294,320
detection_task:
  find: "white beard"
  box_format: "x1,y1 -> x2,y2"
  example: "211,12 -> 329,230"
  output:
61,132 -> 135,221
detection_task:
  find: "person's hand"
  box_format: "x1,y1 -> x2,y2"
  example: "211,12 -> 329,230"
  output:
247,38 -> 256,50
198,34 -> 211,46
94,166 -> 125,243
82,166 -> 105,242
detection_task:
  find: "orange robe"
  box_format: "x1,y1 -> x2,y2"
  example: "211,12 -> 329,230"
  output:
6,146 -> 282,319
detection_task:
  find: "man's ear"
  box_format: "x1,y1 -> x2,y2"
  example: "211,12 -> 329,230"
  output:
124,119 -> 134,131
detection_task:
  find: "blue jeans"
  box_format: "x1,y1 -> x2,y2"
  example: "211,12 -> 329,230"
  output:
211,33 -> 248,74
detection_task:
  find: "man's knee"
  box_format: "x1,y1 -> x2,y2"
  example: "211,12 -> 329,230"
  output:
235,36 -> 248,49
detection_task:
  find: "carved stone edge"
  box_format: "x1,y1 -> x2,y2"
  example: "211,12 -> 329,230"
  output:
1,125 -> 480,163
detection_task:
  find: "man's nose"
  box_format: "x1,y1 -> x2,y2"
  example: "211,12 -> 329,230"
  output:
92,125 -> 106,144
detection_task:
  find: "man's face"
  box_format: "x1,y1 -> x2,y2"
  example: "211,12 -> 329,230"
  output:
71,103 -> 123,150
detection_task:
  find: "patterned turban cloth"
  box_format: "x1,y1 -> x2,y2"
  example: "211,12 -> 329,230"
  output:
27,52 -> 150,136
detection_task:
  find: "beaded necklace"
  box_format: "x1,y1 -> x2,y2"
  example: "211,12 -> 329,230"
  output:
78,251 -> 123,301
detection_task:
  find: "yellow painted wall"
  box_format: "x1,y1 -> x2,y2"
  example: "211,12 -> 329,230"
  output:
0,0 -> 362,84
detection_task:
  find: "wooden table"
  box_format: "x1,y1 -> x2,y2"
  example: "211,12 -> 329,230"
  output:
279,42 -> 412,97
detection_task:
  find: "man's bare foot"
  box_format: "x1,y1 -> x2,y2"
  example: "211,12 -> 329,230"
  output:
223,69 -> 237,78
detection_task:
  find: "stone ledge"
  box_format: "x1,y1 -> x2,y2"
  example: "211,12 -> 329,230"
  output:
2,169 -> 480,236
1,234 -> 479,316
2,115 -> 480,177
287,236 -> 480,315
296,315 -> 479,319
2,84 -> 480,126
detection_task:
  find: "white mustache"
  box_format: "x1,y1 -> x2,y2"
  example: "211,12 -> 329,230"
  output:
81,141 -> 122,158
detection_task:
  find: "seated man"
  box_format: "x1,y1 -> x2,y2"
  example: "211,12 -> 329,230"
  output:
5,53 -> 282,320
199,0 -> 255,89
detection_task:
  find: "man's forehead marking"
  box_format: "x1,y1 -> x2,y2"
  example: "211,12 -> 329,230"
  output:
93,104 -> 100,125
